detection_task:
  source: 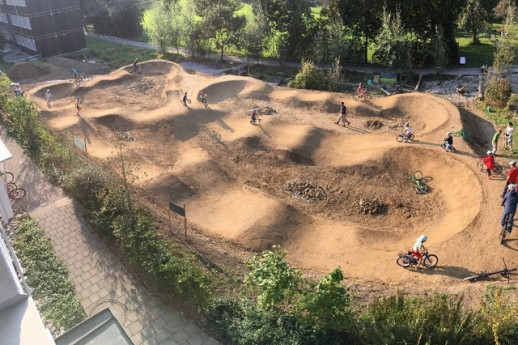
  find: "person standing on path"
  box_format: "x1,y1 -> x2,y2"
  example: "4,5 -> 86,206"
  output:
336,101 -> 350,126
505,122 -> 514,152
501,183 -> 518,235
492,129 -> 502,155
76,97 -> 81,116
45,89 -> 51,107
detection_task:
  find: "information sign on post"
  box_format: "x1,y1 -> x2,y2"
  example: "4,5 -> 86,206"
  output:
169,202 -> 187,240
73,136 -> 87,157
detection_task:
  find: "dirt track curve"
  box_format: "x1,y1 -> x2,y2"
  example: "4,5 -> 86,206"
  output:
25,60 -> 518,301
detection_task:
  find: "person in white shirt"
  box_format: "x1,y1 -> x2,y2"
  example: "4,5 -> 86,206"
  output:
505,122 -> 514,152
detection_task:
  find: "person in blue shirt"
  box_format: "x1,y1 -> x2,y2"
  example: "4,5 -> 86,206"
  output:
501,183 -> 518,235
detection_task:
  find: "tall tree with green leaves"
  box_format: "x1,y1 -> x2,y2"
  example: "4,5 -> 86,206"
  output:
192,0 -> 246,61
142,0 -> 173,54
458,0 -> 490,44
243,4 -> 269,63
493,0 -> 516,77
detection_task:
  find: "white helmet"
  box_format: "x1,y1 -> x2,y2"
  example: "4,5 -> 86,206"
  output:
446,131 -> 452,136
405,122 -> 409,126
508,184 -> 516,191
418,235 -> 428,242
487,150 -> 493,155
510,160 -> 516,166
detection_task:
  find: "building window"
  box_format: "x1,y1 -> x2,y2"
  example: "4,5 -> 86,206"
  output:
14,33 -> 35,51
0,13 -> 7,24
6,0 -> 26,6
9,14 -> 31,29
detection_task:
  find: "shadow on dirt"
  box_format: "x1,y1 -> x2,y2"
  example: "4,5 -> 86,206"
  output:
416,265 -> 478,279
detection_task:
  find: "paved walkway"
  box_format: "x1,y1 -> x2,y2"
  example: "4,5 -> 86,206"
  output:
0,129 -> 219,345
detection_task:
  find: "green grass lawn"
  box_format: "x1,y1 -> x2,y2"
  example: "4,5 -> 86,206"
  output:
78,36 -> 181,69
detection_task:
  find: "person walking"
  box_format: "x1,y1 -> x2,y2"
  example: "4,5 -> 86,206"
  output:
76,96 -> 81,116
336,101 -> 350,126
505,122 -> 514,152
501,183 -> 518,235
492,129 -> 502,155
45,89 -> 51,107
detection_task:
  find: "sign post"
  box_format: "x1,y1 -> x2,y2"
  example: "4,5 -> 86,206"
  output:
169,201 -> 187,241
73,135 -> 87,157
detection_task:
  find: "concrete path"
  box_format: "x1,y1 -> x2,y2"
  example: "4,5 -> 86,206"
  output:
0,129 -> 219,345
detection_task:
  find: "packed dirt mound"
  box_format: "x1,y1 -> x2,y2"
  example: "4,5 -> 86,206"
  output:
8,62 -> 49,82
25,59 -> 518,299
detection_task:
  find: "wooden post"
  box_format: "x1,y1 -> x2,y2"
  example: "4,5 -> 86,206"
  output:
184,204 -> 187,241
168,207 -> 171,234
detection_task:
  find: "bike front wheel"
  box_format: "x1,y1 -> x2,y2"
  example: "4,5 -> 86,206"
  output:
396,256 -> 411,267
8,187 -> 25,199
494,164 -> 503,174
477,161 -> 484,172
364,94 -> 372,101
422,254 -> 438,268
414,171 -> 423,180
0,171 -> 14,183
396,135 -> 404,142
353,95 -> 360,101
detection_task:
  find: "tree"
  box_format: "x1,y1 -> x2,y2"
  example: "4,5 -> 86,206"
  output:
143,1 -> 173,54
430,25 -> 449,75
372,9 -> 415,69
193,0 -> 246,61
243,5 -> 269,63
493,1 -> 516,77
458,0 -> 490,44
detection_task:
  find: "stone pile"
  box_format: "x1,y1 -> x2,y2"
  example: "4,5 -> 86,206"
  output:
283,178 -> 327,202
358,198 -> 387,215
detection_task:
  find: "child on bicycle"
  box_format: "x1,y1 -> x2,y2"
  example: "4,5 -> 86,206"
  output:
481,150 -> 496,179
182,92 -> 188,106
501,184 -> 518,235
443,132 -> 454,151
132,58 -> 139,72
357,82 -> 366,96
411,235 -> 428,269
403,122 -> 412,143
250,108 -> 259,125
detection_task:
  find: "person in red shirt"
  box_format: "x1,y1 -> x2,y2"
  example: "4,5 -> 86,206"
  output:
503,160 -> 518,197
481,151 -> 495,179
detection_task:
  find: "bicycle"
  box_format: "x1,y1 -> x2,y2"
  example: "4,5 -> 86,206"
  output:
477,160 -> 503,175
200,95 -> 208,108
500,214 -> 511,245
410,170 -> 427,194
129,64 -> 141,74
396,250 -> 438,269
181,97 -> 191,106
0,171 -> 14,183
70,75 -> 86,87
396,133 -> 415,142
353,92 -> 372,101
441,141 -> 456,153
463,258 -> 517,282
6,182 -> 26,199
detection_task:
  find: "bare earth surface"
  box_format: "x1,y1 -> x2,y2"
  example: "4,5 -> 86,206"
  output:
13,58 -> 518,306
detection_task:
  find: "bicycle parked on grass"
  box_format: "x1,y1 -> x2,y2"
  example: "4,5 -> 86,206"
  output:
396,250 -> 438,269
410,170 -> 427,194
463,258 -> 517,282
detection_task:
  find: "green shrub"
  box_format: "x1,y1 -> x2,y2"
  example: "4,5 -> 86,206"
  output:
478,286 -> 518,345
11,216 -> 85,330
291,60 -> 329,90
63,163 -> 110,208
5,96 -> 42,151
361,293 -> 480,345
485,78 -> 513,108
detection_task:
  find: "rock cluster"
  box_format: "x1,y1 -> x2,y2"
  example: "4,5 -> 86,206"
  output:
283,178 -> 327,202
358,198 -> 387,215
115,130 -> 135,141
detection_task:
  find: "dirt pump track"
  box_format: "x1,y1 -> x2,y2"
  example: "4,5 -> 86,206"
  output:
24,59 -> 518,301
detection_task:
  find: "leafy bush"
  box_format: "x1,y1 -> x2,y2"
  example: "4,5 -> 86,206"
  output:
11,216 -> 85,330
478,286 -> 518,345
5,97 -> 42,151
291,61 -> 329,90
361,293 -> 480,345
485,78 -> 513,107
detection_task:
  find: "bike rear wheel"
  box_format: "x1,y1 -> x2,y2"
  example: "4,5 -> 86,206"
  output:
494,164 -> 503,174
501,215 -> 509,245
353,95 -> 360,101
396,135 -> 404,142
408,133 -> 414,140
414,171 -> 423,180
396,256 -> 411,267
9,187 -> 25,199
364,94 -> 372,101
477,161 -> 484,171
422,254 -> 438,268
416,184 -> 427,194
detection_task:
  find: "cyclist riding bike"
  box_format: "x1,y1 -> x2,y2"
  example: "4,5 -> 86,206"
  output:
132,58 -> 139,72
182,92 -> 188,105
250,108 -> 259,124
481,151 -> 496,179
357,82 -> 367,97
443,132 -> 455,151
403,122 -> 412,143
411,235 -> 428,269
